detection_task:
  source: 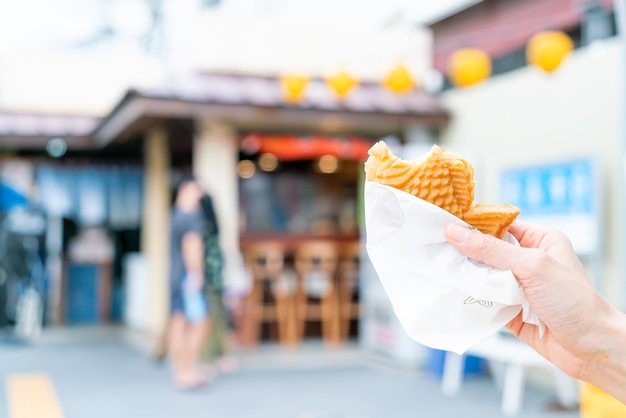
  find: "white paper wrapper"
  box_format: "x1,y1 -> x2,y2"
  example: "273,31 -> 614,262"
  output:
364,181 -> 543,354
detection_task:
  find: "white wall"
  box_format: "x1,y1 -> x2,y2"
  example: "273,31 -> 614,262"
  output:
439,39 -> 625,308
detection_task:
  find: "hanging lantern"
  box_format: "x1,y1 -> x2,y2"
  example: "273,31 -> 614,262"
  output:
447,47 -> 492,88
383,65 -> 415,94
526,31 -> 573,73
281,74 -> 309,103
326,71 -> 358,99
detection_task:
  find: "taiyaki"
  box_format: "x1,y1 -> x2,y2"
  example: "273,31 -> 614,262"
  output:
365,141 -> 520,238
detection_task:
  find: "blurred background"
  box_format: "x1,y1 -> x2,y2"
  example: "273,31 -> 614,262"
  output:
0,0 -> 624,417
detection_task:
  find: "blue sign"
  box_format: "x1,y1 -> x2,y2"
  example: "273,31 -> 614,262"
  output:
500,158 -> 599,255
500,159 -> 595,217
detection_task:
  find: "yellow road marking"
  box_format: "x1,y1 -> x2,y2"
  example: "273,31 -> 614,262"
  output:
6,373 -> 65,418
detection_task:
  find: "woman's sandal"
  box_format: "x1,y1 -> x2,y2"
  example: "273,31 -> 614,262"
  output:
174,373 -> 211,392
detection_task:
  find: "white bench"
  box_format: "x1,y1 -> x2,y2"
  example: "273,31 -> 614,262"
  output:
440,333 -> 578,416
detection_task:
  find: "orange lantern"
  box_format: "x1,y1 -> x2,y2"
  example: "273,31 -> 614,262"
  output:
526,31 -> 573,73
383,65 -> 415,94
326,71 -> 358,98
447,47 -> 491,88
281,74 -> 309,103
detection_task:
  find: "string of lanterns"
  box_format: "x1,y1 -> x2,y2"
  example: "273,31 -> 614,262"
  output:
447,30 -> 574,88
280,64 -> 417,103
280,30 -> 574,101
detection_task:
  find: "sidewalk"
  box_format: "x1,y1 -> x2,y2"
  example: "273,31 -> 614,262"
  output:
0,326 -> 579,418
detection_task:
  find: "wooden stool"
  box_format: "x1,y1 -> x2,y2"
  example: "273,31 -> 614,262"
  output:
294,240 -> 340,347
337,241 -> 360,341
242,242 -> 296,348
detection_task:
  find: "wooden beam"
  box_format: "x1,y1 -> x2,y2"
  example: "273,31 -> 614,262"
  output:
92,95 -> 450,147
140,98 -> 449,134
92,94 -> 147,147
141,125 -> 171,335
0,136 -> 97,151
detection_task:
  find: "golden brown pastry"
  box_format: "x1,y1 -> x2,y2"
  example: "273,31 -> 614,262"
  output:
364,141 -> 474,218
461,204 -> 521,239
365,141 -> 520,238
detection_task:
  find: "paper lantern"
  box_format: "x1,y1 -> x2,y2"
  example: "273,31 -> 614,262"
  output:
448,48 -> 492,87
281,74 -> 309,103
527,31 -> 573,73
383,65 -> 415,94
326,71 -> 358,98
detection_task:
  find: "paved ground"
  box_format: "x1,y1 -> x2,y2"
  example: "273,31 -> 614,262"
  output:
0,326 -> 579,418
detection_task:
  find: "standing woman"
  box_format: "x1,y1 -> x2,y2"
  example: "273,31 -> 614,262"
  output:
167,177 -> 211,389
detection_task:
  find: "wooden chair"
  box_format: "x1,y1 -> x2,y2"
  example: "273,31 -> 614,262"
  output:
337,241 -> 361,341
294,240 -> 341,347
242,242 -> 296,348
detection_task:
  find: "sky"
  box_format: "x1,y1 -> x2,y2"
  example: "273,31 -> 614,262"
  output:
218,0 -> 478,25
0,0 -> 477,55
0,0 -> 478,114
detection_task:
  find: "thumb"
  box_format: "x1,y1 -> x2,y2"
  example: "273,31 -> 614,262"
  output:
445,223 -> 528,272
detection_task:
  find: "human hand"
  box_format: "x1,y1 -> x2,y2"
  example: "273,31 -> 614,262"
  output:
445,221 -> 620,387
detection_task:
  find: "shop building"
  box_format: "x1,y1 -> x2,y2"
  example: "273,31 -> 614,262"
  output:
0,72 -> 450,351
0,112 -> 142,328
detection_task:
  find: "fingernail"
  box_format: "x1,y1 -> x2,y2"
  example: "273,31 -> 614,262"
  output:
446,223 -> 472,244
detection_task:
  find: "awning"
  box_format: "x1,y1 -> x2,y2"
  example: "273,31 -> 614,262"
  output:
0,112 -> 100,150
0,73 -> 451,152
92,73 -> 451,146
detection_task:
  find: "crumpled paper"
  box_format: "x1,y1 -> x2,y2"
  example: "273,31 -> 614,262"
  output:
364,181 -> 543,354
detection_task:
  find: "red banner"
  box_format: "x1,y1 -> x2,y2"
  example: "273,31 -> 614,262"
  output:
241,134 -> 373,161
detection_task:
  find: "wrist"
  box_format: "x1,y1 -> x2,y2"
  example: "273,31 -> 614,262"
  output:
584,305 -> 626,403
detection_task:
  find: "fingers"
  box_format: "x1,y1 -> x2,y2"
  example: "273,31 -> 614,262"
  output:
507,221 -> 546,247
505,311 -> 524,338
506,312 -> 544,353
445,223 -> 535,273
509,221 -> 578,261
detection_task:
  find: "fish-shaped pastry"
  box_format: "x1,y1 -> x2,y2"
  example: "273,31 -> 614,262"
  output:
364,141 -> 520,238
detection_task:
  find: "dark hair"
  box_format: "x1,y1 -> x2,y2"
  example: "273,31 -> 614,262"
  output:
200,193 -> 219,235
172,174 -> 197,202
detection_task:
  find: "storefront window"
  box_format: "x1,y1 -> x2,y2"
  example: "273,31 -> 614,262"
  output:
239,159 -> 360,236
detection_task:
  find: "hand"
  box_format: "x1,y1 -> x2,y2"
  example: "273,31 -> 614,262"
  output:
445,221 -> 624,393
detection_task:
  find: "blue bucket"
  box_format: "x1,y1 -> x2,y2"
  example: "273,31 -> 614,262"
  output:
427,348 -> 485,378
